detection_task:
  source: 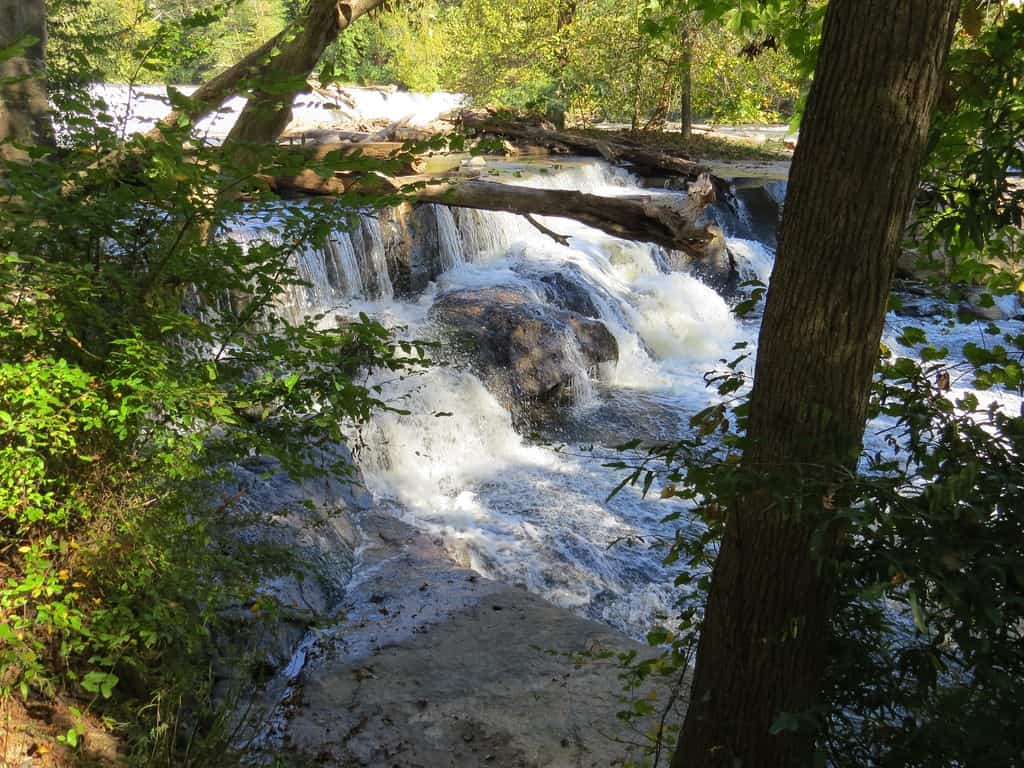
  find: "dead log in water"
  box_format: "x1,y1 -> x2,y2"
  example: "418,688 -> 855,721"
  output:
267,170 -> 721,257
455,110 -> 710,180
417,176 -> 718,256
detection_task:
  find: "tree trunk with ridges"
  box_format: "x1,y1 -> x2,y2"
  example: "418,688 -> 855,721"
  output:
0,0 -> 51,159
672,1 -> 959,766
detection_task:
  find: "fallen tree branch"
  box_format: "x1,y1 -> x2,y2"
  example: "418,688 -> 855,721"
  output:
295,141 -> 425,174
263,170 -> 720,256
456,110 -> 710,179
358,117 -> 413,144
417,179 -> 715,255
524,214 -> 571,246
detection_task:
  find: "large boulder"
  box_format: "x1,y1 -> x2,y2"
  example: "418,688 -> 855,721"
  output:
431,286 -> 618,403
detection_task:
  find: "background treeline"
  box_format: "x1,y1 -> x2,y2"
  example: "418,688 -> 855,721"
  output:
67,0 -> 804,125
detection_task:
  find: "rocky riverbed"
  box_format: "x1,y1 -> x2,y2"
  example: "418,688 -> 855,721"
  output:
241,502 -> 682,767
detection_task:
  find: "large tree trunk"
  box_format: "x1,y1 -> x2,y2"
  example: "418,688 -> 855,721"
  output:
0,0 -> 51,159
225,0 -> 386,150
672,2 -> 959,767
553,0 -> 577,127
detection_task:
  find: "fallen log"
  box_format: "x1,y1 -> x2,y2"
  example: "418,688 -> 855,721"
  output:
259,170 -> 399,197
294,141 -> 425,174
266,169 -> 720,256
456,110 -> 709,180
417,178 -> 717,256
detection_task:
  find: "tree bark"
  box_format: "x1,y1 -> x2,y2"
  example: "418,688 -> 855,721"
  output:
553,0 -> 577,127
672,2 -> 959,767
457,111 -> 708,178
418,176 -> 717,256
267,172 -> 721,256
0,0 -> 51,159
225,0 -> 387,150
679,23 -> 693,140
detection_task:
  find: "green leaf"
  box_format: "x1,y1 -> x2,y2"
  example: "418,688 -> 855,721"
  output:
908,590 -> 928,633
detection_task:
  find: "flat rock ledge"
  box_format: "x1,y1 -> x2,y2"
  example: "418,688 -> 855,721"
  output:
247,509 -> 684,767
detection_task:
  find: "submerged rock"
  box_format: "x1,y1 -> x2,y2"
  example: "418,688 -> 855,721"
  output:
431,286 -> 618,403
538,269 -> 602,318
960,286 -> 1010,322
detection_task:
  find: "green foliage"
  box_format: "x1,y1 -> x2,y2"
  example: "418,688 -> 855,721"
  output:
822,353 -> 1024,766
316,0 -> 803,126
611,317 -> 1024,765
921,6 -> 1024,256
1,22 -> 426,764
59,0 -> 804,127
683,0 -> 826,77
52,0 -> 287,84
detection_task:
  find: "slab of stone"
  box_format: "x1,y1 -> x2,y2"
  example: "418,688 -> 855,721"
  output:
267,510 -> 684,767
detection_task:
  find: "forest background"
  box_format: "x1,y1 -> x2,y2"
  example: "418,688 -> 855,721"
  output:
69,0 -> 804,127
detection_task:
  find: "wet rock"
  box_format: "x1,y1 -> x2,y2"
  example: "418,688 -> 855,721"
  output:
960,287 -> 1008,321
271,512 -> 679,768
538,269 -> 601,318
219,444 -> 369,672
376,203 -> 460,295
895,248 -> 946,281
663,233 -> 735,295
406,204 -> 446,292
431,286 -> 618,403
704,179 -> 782,249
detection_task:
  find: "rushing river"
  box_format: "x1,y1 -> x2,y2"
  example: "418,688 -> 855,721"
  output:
103,84 -> 1023,640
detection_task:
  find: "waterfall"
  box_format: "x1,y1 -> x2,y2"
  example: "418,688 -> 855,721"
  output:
433,205 -> 466,271
354,367 -> 673,619
324,232 -> 366,299
89,81 -> 1024,644
87,83 -> 465,142
728,238 -> 776,284
354,215 -> 394,300
453,208 -> 514,261
211,159 -> 777,637
321,161 -> 758,635
224,209 -> 396,323
560,330 -> 596,408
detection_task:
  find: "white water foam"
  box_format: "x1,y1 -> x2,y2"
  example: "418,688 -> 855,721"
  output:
325,161 -> 751,633
86,83 -> 464,141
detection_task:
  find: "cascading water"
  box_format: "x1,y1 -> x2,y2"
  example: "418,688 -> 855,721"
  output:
225,210 -> 395,324
308,159 -> 1022,638
106,69 -> 1019,637
87,83 -> 464,141
262,160 -> 753,636
432,205 -> 467,271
